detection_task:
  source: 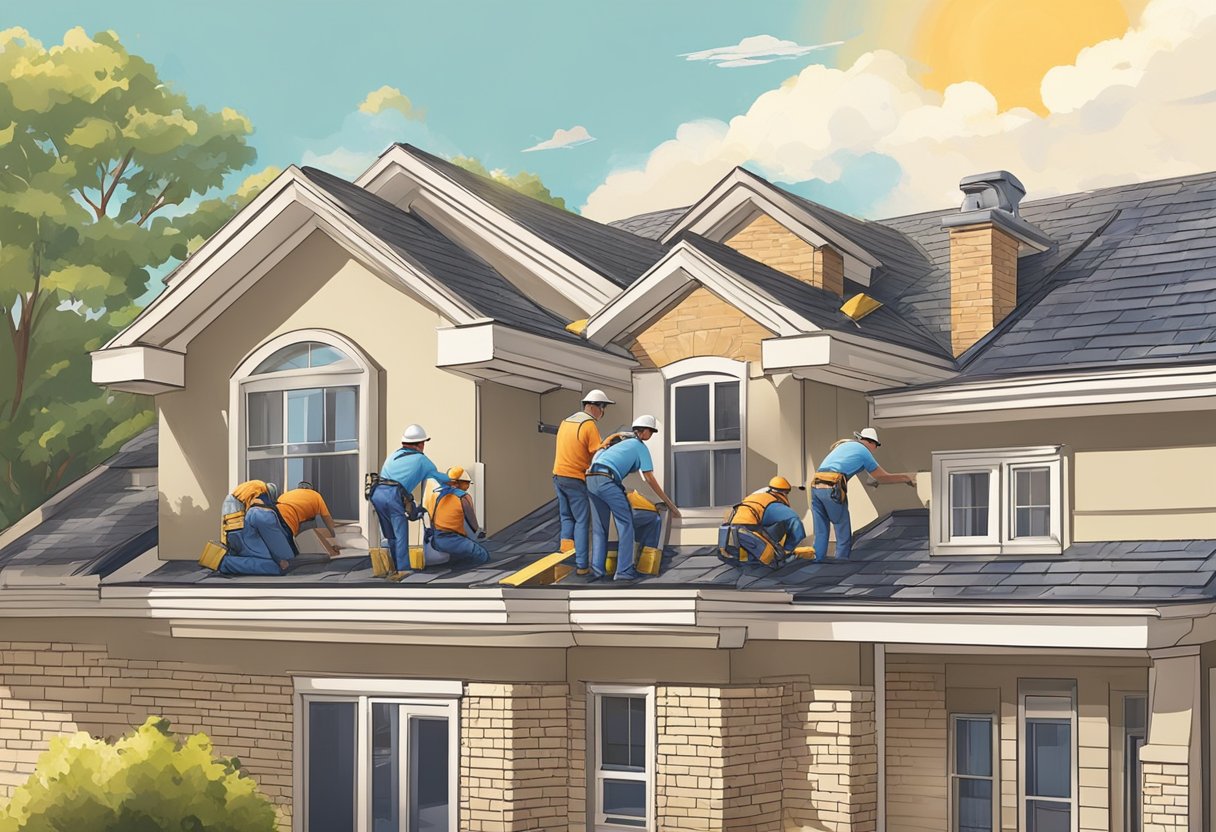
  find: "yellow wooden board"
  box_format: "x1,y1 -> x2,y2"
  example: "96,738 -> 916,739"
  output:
499,550 -> 574,586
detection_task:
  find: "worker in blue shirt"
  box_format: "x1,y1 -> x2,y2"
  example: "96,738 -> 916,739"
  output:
585,415 -> 680,582
811,427 -> 915,561
370,424 -> 446,576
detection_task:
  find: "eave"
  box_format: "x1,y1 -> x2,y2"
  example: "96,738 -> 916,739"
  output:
762,332 -> 956,393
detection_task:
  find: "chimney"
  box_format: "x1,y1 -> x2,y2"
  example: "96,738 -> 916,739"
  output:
941,171 -> 1051,357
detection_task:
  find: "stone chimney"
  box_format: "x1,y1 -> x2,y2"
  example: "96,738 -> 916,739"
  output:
941,171 -> 1051,357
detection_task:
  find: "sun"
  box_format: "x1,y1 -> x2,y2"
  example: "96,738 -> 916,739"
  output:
912,0 -> 1145,113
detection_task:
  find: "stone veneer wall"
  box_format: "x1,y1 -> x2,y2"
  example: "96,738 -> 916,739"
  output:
1141,762 -> 1189,831
630,286 -> 773,368
0,640 -> 293,830
885,660 -> 948,832
724,213 -> 845,297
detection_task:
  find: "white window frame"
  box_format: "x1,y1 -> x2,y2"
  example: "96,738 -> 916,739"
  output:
931,446 -> 1067,555
662,356 -> 747,520
588,684 -> 656,832
949,712 -> 998,832
230,330 -> 380,533
1018,680 -> 1078,832
292,677 -> 461,832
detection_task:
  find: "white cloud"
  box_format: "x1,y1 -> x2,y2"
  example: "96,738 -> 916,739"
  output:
680,34 -> 844,68
522,125 -> 596,152
358,85 -> 425,121
584,0 -> 1216,221
301,109 -> 456,179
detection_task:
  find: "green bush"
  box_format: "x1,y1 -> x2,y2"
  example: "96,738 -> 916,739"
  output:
0,716 -> 277,832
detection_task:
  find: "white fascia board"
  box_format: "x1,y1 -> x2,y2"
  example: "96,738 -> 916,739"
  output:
436,321 -> 635,392
356,145 -> 621,312
762,332 -> 956,392
870,363 -> 1216,426
91,344 -> 185,393
585,242 -> 813,346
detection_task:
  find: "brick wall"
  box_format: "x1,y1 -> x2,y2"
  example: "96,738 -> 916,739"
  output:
1142,761 -> 1188,831
630,286 -> 772,368
885,660 -> 948,832
724,213 -> 844,297
0,640 -> 293,829
947,222 -> 1019,356
460,682 -> 569,832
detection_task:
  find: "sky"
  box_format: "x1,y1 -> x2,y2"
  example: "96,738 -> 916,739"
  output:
18,0 -> 1216,224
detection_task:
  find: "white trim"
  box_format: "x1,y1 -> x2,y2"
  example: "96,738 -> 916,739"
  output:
587,683 -> 656,832
871,363 -> 1216,426
294,676 -> 463,696
1018,680 -> 1079,832
91,345 -> 185,394
875,644 -> 886,832
763,332 -> 956,392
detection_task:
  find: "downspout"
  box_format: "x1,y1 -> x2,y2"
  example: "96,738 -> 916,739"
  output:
876,643 -> 886,832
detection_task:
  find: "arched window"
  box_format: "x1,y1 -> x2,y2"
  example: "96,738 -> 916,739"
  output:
231,332 -> 377,524
665,358 -> 746,509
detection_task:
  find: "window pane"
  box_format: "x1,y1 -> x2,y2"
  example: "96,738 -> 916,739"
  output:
1016,507 -> 1052,538
714,381 -> 740,441
253,343 -> 311,374
674,385 -> 710,442
287,388 -> 325,445
289,455 -> 360,520
602,779 -> 646,826
1026,718 -> 1071,798
1127,734 -> 1145,832
409,717 -> 449,832
673,450 -> 711,508
602,696 -> 643,770
956,778 -> 993,832
247,392 -> 283,448
327,386 -> 359,443
1026,799 -> 1070,832
1014,468 -> 1051,538
628,697 -> 645,770
248,457 -> 284,488
955,718 -> 992,777
308,701 -> 356,832
309,344 -> 349,368
713,449 -> 742,507
1125,695 -> 1147,734
950,472 -> 989,537
371,702 -> 400,832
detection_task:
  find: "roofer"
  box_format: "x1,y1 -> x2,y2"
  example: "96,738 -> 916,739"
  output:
216,481 -> 298,575
719,476 -> 812,566
368,424 -> 446,577
585,415 -> 681,582
275,482 -> 341,546
553,389 -> 614,575
424,466 -> 490,568
811,428 -> 915,561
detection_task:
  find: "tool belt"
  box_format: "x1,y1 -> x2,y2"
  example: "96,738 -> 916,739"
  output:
585,465 -> 622,485
365,474 -> 421,520
718,524 -> 783,567
812,471 -> 848,504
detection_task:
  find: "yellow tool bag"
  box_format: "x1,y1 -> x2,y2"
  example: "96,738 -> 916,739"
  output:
369,547 -> 393,577
812,470 -> 847,504
198,541 -> 227,571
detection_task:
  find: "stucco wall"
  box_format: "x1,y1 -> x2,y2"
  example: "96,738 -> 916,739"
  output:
156,230 -> 477,558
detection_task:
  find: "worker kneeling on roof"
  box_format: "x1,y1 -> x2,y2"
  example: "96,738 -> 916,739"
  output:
719,476 -> 811,567
368,424 -> 446,577
276,481 -> 342,546
425,467 -> 490,568
585,415 -> 681,582
216,481 -> 298,575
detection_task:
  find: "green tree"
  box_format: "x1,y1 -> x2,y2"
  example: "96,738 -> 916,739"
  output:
0,716 -> 278,831
451,155 -> 567,210
0,27 -> 271,528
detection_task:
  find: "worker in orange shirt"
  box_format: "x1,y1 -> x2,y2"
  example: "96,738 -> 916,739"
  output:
552,389 -> 614,575
275,482 -> 341,548
426,467 -> 490,567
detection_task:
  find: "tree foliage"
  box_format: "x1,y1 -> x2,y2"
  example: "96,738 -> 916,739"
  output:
451,155 -> 567,209
0,27 -> 270,528
0,716 -> 277,832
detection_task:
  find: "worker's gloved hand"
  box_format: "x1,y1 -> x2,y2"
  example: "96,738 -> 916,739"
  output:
793,546 -> 816,559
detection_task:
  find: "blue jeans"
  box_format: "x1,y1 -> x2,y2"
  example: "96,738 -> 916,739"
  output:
431,530 -> 491,567
811,488 -> 852,561
588,474 -> 637,579
553,475 -> 591,569
370,483 -> 412,572
634,509 -> 662,550
220,507 -> 293,575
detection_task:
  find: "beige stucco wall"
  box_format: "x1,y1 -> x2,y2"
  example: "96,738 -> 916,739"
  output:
157,230 -> 477,558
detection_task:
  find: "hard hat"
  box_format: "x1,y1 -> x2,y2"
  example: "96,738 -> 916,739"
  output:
854,427 -> 881,447
631,415 -> 659,432
768,476 -> 793,492
582,389 -> 615,406
447,466 -> 472,484
401,424 -> 430,443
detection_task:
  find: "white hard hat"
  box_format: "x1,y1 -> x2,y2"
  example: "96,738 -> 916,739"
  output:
582,389 -> 615,405
854,427 -> 881,447
631,415 -> 659,432
401,424 -> 430,443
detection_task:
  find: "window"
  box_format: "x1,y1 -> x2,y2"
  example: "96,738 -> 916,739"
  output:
296,679 -> 459,832
932,446 -> 1067,555
233,333 -> 377,526
669,374 -> 742,508
590,685 -> 654,831
1124,695 -> 1146,832
950,715 -> 996,832
1020,684 -> 1077,832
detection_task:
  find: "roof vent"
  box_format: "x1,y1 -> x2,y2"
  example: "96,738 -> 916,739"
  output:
958,171 -> 1026,218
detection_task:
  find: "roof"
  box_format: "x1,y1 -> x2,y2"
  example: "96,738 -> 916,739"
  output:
0,428 -> 158,580
608,206 -> 689,241
610,170 -> 1216,379
301,167 -> 586,345
397,144 -> 669,288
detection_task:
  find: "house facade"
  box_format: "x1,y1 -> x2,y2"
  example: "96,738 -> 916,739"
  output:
0,143 -> 1212,831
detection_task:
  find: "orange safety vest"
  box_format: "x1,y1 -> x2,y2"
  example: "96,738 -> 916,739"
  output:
553,412 -> 602,480
726,490 -> 790,526
427,487 -> 473,536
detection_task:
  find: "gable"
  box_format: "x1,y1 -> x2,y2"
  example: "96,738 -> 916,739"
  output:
724,212 -> 844,296
630,285 -> 776,368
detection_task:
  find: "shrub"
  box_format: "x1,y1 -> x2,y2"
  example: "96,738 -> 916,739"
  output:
0,716 -> 277,832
